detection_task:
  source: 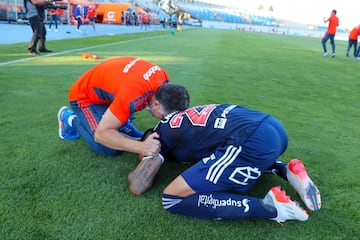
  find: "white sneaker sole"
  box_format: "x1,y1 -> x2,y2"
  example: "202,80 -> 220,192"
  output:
57,106 -> 68,139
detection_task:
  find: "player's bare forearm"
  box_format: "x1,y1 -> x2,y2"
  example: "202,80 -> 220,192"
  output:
128,155 -> 163,195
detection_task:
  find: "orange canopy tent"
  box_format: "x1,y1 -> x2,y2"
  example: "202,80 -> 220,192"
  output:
94,2 -> 130,24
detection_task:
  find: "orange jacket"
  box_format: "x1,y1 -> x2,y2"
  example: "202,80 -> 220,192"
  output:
87,7 -> 96,18
48,9 -> 57,15
69,57 -> 170,124
349,25 -> 360,40
326,15 -> 339,34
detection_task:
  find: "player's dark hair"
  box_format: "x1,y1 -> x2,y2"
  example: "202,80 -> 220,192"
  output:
155,84 -> 190,113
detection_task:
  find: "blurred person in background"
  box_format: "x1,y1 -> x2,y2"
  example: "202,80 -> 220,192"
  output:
74,4 -> 82,32
24,0 -> 53,55
87,4 -> 96,30
171,12 -> 177,35
321,9 -> 339,57
48,7 -> 59,32
346,25 -> 360,58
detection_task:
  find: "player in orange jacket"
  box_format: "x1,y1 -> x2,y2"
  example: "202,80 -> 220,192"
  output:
57,56 -> 171,157
346,25 -> 360,58
48,8 -> 59,31
87,4 -> 96,30
321,9 -> 339,57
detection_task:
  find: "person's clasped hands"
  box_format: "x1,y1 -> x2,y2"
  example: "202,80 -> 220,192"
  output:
141,132 -> 161,157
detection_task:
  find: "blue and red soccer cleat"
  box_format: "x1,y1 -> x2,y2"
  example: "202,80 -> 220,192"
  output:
264,186 -> 309,224
287,159 -> 322,211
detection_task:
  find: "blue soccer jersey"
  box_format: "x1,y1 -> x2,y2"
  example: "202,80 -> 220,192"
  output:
155,104 -> 269,164
155,104 -> 288,193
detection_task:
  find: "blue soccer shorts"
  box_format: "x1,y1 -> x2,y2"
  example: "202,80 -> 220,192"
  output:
181,116 -> 288,193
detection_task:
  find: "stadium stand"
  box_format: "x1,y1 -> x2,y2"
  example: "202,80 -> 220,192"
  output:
174,1 -> 276,27
0,0 -> 346,36
0,0 -> 278,28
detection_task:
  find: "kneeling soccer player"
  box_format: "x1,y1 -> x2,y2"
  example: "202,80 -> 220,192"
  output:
128,84 -> 321,224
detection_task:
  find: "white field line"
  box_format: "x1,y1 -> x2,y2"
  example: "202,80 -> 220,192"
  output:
0,35 -> 163,66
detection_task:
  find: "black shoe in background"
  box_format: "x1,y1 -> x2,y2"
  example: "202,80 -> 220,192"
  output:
39,48 -> 53,53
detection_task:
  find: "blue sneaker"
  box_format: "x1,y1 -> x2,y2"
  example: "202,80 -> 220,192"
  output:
119,120 -> 144,140
58,106 -> 80,140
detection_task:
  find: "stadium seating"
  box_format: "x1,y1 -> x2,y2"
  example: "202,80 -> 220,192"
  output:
174,2 -> 275,27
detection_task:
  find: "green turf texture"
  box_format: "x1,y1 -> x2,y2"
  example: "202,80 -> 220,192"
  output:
0,28 -> 359,240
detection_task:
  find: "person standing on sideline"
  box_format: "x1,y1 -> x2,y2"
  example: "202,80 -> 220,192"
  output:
87,4 -> 96,30
346,25 -> 360,58
24,0 -> 52,55
121,11 -> 125,25
48,8 -> 59,32
57,56 -> 172,157
74,4 -> 82,32
34,0 -> 52,52
171,13 -> 177,35
321,9 -> 339,57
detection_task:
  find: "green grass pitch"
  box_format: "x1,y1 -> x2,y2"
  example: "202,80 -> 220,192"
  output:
0,28 -> 359,239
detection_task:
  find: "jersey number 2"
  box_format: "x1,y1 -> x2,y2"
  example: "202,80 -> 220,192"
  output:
170,104 -> 217,128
